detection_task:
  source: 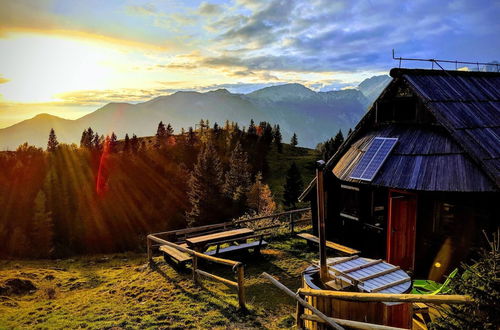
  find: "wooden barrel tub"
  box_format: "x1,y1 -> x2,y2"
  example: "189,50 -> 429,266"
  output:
302,265 -> 412,329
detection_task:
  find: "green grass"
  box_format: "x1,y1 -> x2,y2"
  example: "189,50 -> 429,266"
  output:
0,233 -> 322,329
267,144 -> 319,207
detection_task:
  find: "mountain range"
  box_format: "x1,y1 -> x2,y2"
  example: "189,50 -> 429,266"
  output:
0,75 -> 390,150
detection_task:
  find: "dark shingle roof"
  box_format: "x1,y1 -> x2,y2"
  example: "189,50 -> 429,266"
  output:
333,125 -> 496,191
393,68 -> 500,187
299,68 -> 500,199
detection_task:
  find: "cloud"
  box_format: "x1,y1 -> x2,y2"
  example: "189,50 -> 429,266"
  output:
197,2 -> 223,16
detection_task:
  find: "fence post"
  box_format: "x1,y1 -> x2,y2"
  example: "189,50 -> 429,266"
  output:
192,254 -> 198,284
296,290 -> 305,329
147,237 -> 152,263
237,264 -> 246,310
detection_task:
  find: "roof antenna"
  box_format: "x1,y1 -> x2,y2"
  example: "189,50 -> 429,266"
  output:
392,50 -> 496,72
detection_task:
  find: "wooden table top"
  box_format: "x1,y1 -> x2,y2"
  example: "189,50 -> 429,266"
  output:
185,228 -> 254,246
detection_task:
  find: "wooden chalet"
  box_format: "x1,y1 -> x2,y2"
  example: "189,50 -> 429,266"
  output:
300,68 -> 500,281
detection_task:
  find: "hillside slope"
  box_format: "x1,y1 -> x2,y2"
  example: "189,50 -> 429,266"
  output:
0,235 -> 316,329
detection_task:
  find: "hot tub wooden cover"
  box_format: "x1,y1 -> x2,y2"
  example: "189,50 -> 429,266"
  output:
325,256 -> 411,294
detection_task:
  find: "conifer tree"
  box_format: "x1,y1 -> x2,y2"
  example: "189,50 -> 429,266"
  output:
110,132 -> 118,153
187,126 -> 196,146
47,128 -> 59,152
124,133 -> 130,152
224,143 -> 251,202
92,132 -> 101,150
80,128 -> 94,148
130,134 -> 139,153
283,162 -> 303,209
166,123 -> 174,136
273,124 -> 283,153
31,190 -> 54,258
291,132 -> 298,147
155,121 -> 166,148
186,141 -> 225,226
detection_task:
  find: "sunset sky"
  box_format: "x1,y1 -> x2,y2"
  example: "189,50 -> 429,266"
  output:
0,0 -> 499,128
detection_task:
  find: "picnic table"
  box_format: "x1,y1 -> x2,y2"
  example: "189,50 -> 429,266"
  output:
185,228 -> 254,252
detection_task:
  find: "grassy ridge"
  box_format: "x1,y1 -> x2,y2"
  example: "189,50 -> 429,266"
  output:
267,144 -> 319,207
0,234 -> 321,329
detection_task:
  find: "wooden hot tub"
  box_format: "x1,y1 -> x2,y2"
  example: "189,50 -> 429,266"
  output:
302,256 -> 412,329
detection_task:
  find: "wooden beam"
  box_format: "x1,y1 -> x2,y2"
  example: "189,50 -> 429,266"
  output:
147,234 -> 240,267
328,255 -> 359,266
298,288 -> 473,304
261,272 -> 344,330
195,269 -> 237,287
357,266 -> 400,282
301,314 -> 408,330
371,277 -> 411,293
343,259 -> 383,273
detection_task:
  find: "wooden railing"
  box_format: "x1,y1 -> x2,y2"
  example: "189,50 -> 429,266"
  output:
147,234 -> 246,309
262,272 -> 473,330
233,207 -> 311,234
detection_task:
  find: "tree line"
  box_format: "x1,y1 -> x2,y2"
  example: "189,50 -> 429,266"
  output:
0,119 -> 307,259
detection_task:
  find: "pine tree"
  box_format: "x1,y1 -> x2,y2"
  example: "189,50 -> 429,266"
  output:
47,128 -> 59,152
166,123 -> 174,136
155,121 -> 166,148
130,134 -> 139,153
291,133 -> 298,147
31,190 -> 54,258
283,162 -> 303,209
186,141 -> 226,226
273,124 -> 283,153
224,143 -> 251,202
124,133 -> 130,152
110,132 -> 118,153
187,126 -> 196,146
92,132 -> 101,150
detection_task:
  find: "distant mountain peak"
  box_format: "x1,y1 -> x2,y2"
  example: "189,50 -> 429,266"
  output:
247,83 -> 315,102
207,88 -> 231,95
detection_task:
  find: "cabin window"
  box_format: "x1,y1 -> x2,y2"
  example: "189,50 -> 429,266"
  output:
340,185 -> 360,220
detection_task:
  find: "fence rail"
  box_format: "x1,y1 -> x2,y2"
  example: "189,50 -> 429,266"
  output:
146,207 -> 312,311
147,234 -> 246,309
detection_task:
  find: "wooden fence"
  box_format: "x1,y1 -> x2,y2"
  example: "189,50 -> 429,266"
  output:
146,207 -> 311,311
262,272 -> 473,330
147,234 -> 246,309
233,207 -> 311,234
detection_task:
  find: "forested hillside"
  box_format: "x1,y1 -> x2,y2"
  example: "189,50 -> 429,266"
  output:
0,120 -> 320,259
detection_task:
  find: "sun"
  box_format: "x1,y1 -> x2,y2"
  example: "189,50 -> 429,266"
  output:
0,33 -> 114,103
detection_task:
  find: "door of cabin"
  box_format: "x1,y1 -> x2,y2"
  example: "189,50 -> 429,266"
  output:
387,190 -> 417,272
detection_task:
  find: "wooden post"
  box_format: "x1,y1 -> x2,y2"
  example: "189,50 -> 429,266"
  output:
316,160 -> 328,283
289,213 -> 294,234
192,254 -> 198,284
261,272 -> 344,330
147,237 -> 152,263
237,264 -> 246,310
296,290 -> 305,329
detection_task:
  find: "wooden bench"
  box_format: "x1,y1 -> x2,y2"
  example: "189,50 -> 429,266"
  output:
160,243 -> 191,266
204,234 -> 268,257
297,233 -> 360,255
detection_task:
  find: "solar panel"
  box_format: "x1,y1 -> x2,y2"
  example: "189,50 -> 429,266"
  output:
350,137 -> 398,181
